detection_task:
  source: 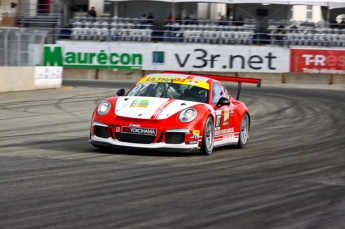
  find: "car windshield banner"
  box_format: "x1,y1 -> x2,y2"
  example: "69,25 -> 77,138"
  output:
290,48 -> 345,74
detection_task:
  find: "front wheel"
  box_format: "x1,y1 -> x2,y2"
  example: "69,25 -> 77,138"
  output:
200,116 -> 215,155
237,113 -> 250,149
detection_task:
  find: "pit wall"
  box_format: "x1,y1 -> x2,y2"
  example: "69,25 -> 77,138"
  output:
0,67 -> 63,93
62,68 -> 345,85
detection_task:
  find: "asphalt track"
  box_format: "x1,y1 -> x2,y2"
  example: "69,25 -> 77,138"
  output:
0,79 -> 345,229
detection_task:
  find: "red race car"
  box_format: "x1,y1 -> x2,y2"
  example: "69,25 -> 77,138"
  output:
90,72 -> 261,155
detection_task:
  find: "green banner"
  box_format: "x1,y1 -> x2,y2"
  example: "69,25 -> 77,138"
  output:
43,46 -> 143,70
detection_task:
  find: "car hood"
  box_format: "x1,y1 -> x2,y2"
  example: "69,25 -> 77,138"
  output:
114,96 -> 203,120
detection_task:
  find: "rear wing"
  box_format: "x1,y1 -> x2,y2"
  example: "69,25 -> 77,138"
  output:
162,71 -> 261,100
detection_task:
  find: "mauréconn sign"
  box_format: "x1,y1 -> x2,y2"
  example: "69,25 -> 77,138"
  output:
43,46 -> 143,70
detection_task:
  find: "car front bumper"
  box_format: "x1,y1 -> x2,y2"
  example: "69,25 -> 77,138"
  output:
89,135 -> 201,152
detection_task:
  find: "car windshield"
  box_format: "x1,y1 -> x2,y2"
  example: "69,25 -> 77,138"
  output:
127,78 -> 209,103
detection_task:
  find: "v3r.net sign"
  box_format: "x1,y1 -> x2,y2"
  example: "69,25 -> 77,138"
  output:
290,49 -> 345,74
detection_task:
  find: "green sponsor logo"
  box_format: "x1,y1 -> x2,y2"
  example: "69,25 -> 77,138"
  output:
43,46 -> 143,70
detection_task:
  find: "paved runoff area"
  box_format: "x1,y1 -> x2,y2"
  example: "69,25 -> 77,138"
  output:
0,80 -> 345,229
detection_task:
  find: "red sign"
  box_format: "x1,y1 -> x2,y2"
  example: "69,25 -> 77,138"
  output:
290,49 -> 345,74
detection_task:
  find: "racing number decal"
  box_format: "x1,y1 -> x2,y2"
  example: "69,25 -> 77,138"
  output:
215,115 -> 221,128
215,110 -> 222,128
132,83 -> 156,92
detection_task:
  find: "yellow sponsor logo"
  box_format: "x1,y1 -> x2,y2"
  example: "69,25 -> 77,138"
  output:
138,76 -> 209,90
192,130 -> 200,138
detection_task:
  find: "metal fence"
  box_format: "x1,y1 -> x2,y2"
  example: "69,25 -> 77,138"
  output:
0,27 -> 48,66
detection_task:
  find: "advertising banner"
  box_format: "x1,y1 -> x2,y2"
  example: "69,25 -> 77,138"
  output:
151,43 -> 289,73
290,48 -> 345,74
38,41 -> 290,73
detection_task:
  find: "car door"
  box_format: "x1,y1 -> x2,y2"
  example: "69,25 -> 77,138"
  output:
211,82 -> 236,145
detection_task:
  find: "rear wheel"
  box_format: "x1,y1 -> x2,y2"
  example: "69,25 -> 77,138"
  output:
237,113 -> 249,149
200,116 -> 215,155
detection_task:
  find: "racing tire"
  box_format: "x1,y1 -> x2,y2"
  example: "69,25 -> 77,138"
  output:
200,116 -> 215,155
237,113 -> 250,149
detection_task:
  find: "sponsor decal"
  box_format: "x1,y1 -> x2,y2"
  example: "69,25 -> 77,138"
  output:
152,51 -> 165,65
122,127 -> 157,136
116,127 -> 120,132
139,76 -> 209,90
185,132 -> 199,142
188,79 -> 198,85
290,49 -> 345,74
174,48 -> 280,71
215,137 -> 224,141
224,133 -> 234,139
130,99 -> 150,108
192,130 -> 200,138
215,110 -> 222,115
224,107 -> 229,122
43,46 -> 143,70
186,140 -> 198,145
151,98 -> 174,119
34,43 -> 289,73
215,128 -> 234,136
215,109 -> 222,128
34,67 -> 63,87
215,115 -> 221,127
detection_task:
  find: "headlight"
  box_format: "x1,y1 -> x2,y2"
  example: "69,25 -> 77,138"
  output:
179,108 -> 197,122
97,101 -> 112,116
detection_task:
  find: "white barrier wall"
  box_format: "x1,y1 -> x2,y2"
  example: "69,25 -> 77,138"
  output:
34,42 -> 290,73
0,67 -> 63,93
34,67 -> 63,89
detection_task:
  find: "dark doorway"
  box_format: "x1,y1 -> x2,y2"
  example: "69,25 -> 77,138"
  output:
37,0 -> 50,15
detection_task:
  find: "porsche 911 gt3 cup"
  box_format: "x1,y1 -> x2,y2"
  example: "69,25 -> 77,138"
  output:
90,72 -> 261,155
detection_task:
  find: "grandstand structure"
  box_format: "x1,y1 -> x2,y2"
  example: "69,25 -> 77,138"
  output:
1,0 -> 345,68
60,0 -> 345,47
267,19 -> 345,46
68,15 -> 345,47
70,17 -> 154,42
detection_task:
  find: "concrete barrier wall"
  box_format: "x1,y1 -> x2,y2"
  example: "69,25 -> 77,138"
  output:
0,67 -> 62,93
1,67 -> 344,94
333,75 -> 345,85
63,68 -> 345,85
0,67 -> 35,93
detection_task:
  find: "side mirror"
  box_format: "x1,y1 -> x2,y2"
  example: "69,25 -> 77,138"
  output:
116,88 -> 125,96
216,97 -> 230,108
